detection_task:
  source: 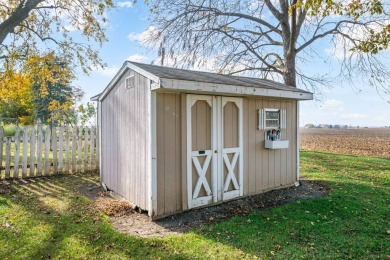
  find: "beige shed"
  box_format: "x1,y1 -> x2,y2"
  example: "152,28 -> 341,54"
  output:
92,61 -> 313,219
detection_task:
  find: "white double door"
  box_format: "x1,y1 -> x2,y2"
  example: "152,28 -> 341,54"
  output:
187,94 -> 243,209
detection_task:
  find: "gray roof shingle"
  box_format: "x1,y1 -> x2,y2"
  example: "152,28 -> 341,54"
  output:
129,61 -> 311,94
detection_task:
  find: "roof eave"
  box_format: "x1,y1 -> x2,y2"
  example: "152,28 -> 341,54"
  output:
97,61 -> 160,102
158,78 -> 313,100
90,94 -> 100,101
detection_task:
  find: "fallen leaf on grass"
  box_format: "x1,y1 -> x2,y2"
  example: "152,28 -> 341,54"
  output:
274,244 -> 282,250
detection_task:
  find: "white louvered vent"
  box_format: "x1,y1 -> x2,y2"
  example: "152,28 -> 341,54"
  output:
125,75 -> 135,89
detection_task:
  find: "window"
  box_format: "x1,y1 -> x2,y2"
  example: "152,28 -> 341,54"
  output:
125,75 -> 135,89
265,109 -> 279,128
258,108 -> 286,130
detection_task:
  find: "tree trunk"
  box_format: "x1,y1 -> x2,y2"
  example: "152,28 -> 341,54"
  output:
283,51 -> 297,87
284,0 -> 298,88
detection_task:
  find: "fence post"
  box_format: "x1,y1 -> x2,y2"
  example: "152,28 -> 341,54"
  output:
13,126 -> 20,178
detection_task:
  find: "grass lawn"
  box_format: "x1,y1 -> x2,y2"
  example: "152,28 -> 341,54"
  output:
0,151 -> 389,259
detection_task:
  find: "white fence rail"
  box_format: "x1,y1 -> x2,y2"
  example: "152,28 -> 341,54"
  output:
0,123 -> 98,180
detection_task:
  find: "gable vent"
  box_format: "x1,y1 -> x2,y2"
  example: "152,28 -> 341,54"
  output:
125,75 -> 135,89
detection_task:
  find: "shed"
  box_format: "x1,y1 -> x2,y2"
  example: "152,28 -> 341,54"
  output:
92,61 -> 313,219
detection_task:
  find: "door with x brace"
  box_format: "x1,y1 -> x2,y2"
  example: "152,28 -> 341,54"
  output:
220,97 -> 243,200
187,95 -> 243,209
187,95 -> 217,209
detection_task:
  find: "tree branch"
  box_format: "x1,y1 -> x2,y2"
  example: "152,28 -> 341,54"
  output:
0,0 -> 44,45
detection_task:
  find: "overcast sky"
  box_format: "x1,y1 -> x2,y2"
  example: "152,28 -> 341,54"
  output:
75,1 -> 390,127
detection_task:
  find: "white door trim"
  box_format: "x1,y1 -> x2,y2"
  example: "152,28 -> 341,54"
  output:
186,95 -> 244,209
221,97 -> 244,200
186,94 -> 217,209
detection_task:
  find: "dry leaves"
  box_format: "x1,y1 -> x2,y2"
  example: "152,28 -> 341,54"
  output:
89,199 -> 134,217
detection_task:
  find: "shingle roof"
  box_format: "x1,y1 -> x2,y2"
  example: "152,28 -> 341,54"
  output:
129,62 -> 311,94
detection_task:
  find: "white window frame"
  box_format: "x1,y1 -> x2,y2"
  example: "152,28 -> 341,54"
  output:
264,109 -> 280,129
258,108 -> 287,130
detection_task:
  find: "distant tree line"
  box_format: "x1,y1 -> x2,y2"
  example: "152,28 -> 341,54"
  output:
304,124 -> 358,129
304,124 -> 390,129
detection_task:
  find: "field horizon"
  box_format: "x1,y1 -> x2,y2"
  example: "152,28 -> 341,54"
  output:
300,128 -> 390,158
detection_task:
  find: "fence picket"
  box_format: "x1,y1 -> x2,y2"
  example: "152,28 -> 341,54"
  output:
29,127 -> 36,177
37,122 -> 43,176
58,126 -> 64,173
65,126 -> 70,174
72,127 -> 77,173
1,124 -> 99,180
44,129 -> 50,175
77,128 -> 82,173
52,127 -> 58,174
22,128 -> 29,177
13,127 -> 20,178
5,138 -> 11,178
84,128 -> 89,172
89,127 -> 94,171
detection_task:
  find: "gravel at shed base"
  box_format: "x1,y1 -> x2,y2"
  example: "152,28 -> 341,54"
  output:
83,179 -> 329,238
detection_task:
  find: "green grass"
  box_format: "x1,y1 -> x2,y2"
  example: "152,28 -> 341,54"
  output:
0,151 -> 389,259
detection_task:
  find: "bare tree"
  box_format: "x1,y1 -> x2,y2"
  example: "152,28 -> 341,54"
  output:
0,0 -> 114,73
145,0 -> 390,96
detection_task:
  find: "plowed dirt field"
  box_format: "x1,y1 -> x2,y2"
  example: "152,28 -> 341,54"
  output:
300,128 -> 390,158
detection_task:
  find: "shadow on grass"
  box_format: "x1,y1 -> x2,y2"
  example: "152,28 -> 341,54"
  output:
0,198 -> 8,207
0,175 -> 193,259
1,150 -> 389,259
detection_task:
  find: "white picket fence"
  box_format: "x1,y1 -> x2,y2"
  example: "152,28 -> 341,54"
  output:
0,122 -> 98,180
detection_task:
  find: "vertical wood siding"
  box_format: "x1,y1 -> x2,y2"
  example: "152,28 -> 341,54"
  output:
155,94 -> 298,217
242,98 -> 297,195
156,93 -> 182,216
100,69 -> 150,210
